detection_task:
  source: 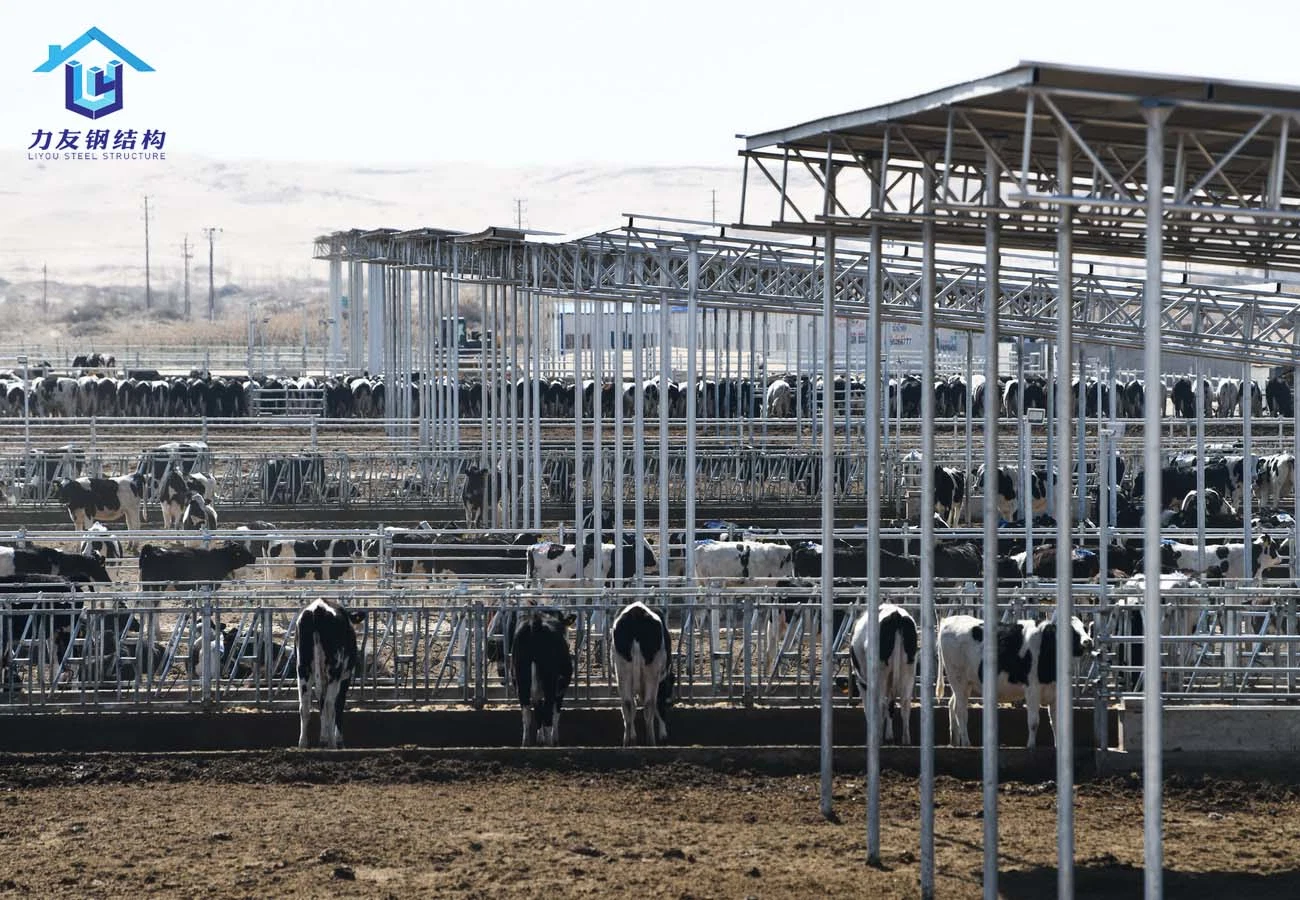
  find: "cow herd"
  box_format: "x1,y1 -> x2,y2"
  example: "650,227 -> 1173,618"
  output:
0,365 -> 1296,424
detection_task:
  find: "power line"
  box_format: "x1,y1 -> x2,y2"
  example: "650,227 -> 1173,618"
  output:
143,195 -> 152,310
182,234 -> 193,318
202,226 -> 222,321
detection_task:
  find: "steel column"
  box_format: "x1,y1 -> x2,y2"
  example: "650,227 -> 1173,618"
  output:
919,161 -> 937,900
819,230 -> 836,820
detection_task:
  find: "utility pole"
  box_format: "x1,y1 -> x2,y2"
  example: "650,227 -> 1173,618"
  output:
143,195 -> 152,310
514,198 -> 525,230
711,189 -> 717,224
182,234 -> 193,318
202,227 -> 222,321
41,264 -> 47,312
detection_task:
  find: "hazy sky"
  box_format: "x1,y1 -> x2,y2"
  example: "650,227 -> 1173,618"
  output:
6,0 -> 1300,167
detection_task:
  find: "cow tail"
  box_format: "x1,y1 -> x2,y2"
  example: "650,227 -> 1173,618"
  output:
934,622 -> 945,700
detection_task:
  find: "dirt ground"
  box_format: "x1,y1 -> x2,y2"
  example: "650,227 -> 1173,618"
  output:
0,754 -> 1297,899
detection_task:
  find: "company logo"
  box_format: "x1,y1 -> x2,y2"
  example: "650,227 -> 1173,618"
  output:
34,26 -> 153,120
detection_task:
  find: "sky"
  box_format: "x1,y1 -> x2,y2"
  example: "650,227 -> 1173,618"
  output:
5,0 -> 1300,167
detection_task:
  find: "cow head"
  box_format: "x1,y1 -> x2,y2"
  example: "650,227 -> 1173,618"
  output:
1254,534 -> 1284,572
220,542 -> 258,570
129,472 -> 150,498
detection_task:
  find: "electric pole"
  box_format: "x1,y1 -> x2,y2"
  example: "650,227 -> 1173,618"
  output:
42,264 -> 47,312
143,195 -> 152,310
203,227 -> 222,321
182,234 -> 193,318
711,189 -> 717,224
514,198 -> 525,230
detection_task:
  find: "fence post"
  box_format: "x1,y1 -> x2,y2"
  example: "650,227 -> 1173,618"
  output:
742,593 -> 753,707
471,599 -> 486,709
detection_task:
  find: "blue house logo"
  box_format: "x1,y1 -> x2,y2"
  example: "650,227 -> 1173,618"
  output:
34,27 -> 153,120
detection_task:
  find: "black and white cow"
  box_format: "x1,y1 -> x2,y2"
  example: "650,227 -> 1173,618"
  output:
181,493 -> 219,531
1160,535 -> 1283,582
461,465 -> 497,529
0,545 -> 110,584
80,522 -> 122,562
937,613 -> 1094,748
1172,488 -> 1238,528
848,604 -> 918,745
935,466 -> 966,525
1256,453 -> 1296,508
266,539 -> 378,581
512,609 -> 575,747
160,470 -> 216,529
974,465 -> 1049,523
689,539 -> 794,582
294,597 -> 364,749
526,535 -> 658,584
55,474 -> 148,532
610,601 -> 675,747
139,542 -> 257,591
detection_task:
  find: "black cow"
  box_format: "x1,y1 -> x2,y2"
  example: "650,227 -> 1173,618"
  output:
461,465 -> 499,528
139,543 -> 257,591
1266,375 -> 1294,418
262,454 -> 326,504
0,546 -> 110,584
512,609 -> 575,747
391,531 -> 537,578
295,598 -> 365,749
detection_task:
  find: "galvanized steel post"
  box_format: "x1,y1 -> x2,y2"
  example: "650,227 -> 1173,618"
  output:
819,229 -> 836,820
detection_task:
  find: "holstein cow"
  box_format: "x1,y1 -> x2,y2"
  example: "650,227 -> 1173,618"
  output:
1256,453 -> 1296,508
690,539 -> 794,582
512,609 -> 575,747
1160,535 -> 1283,582
938,613 -> 1094,748
181,493 -> 219,531
56,474 -> 148,533
974,465 -> 1049,523
0,546 -> 111,584
526,535 -> 658,584
848,604 -> 918,745
139,542 -> 257,592
461,465 -> 498,529
610,601 -> 675,747
294,597 -> 365,749
266,539 -> 379,582
159,470 -> 216,529
935,466 -> 966,525
1172,488 -> 1239,528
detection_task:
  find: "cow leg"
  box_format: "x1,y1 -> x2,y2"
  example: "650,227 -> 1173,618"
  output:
319,679 -> 341,749
520,706 -> 533,747
296,676 -> 312,749
897,667 -> 915,746
549,708 -> 561,747
949,688 -> 970,747
1024,684 -> 1042,749
332,678 -> 350,749
621,694 -> 637,747
643,682 -> 659,748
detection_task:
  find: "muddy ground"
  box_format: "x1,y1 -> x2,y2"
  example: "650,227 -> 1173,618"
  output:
0,753 -> 1297,898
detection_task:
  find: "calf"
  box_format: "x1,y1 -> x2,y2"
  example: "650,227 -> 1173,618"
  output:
295,598 -> 365,749
848,604 -> 918,744
55,474 -> 147,532
139,542 -> 257,591
937,613 -> 1094,748
80,522 -> 122,562
610,601 -> 675,747
512,609 -> 575,747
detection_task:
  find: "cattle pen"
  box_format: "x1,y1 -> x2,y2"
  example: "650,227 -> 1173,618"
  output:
6,61 -> 1300,898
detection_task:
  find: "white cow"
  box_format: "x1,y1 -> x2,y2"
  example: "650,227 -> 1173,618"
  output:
1160,535 -> 1283,581
848,603 -> 918,745
689,539 -> 794,583
937,613 -> 1094,749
